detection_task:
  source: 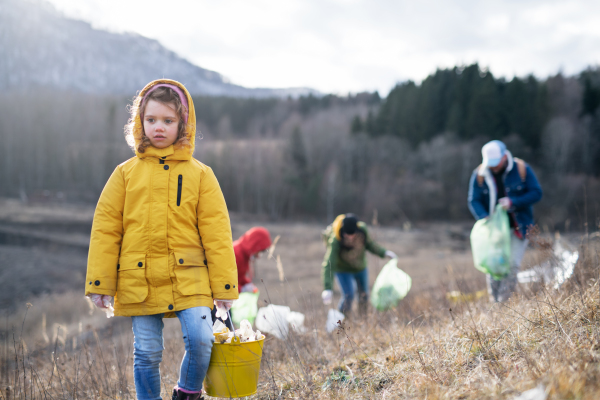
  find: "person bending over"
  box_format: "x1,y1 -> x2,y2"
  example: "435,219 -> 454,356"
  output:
321,214 -> 397,315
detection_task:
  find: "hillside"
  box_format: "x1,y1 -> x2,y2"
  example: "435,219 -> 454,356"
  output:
0,0 -> 317,97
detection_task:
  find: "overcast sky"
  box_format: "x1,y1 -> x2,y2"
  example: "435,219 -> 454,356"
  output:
45,0 -> 600,95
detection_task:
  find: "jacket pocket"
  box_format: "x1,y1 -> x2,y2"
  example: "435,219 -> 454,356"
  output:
116,253 -> 148,304
173,250 -> 211,296
177,174 -> 182,206
506,183 -> 524,196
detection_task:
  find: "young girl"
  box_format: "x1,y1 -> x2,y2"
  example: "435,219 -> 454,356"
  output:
85,79 -> 238,400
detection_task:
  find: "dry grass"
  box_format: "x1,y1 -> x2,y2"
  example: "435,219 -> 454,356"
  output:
253,237 -> 600,399
1,225 -> 599,399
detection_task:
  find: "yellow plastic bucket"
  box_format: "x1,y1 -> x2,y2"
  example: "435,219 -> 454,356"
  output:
204,335 -> 265,398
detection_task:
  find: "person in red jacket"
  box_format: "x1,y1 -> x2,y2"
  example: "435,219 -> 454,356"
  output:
212,227 -> 272,328
234,227 -> 272,293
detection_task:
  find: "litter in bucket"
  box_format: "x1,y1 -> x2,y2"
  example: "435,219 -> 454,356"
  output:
204,319 -> 265,398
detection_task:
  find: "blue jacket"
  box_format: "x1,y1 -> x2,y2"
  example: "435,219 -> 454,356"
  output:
468,151 -> 542,236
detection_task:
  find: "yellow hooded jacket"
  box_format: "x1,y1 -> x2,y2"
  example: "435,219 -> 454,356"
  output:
84,79 -> 238,317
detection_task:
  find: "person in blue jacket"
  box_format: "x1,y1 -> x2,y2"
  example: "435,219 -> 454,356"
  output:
468,140 -> 542,302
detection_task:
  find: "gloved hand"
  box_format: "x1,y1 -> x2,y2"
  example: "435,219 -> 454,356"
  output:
498,197 -> 512,210
89,294 -> 113,309
214,299 -> 234,321
321,290 -> 333,305
240,282 -> 258,293
385,250 -> 398,259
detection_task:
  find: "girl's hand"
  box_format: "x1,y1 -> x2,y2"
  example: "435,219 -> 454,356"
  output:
214,299 -> 234,320
90,294 -> 113,309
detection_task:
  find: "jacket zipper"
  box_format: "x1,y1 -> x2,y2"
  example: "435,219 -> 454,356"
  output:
177,175 -> 182,206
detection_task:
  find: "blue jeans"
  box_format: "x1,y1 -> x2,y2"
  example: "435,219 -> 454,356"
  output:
132,306 -> 214,400
335,268 -> 369,314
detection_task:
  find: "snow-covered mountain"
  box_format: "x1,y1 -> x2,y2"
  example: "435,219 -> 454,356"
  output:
0,0 -> 318,97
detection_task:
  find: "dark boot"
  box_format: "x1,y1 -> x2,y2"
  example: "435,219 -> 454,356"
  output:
171,387 -> 203,400
358,292 -> 369,316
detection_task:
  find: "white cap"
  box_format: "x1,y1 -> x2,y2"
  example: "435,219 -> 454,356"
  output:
481,140 -> 506,168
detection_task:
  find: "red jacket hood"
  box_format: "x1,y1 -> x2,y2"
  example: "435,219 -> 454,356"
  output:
233,227 -> 272,289
234,227 -> 272,257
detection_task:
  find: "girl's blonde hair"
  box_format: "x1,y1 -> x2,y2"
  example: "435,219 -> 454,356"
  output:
124,86 -> 191,153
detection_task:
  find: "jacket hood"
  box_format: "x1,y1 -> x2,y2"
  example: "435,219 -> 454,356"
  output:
476,150 -> 514,215
332,214 -> 346,241
331,214 -> 368,241
235,227 -> 272,256
131,79 -> 197,161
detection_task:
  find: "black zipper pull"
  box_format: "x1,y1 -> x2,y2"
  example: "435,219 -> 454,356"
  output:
177,175 -> 183,206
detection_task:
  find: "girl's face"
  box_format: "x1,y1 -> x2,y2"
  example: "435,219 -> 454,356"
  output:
143,99 -> 180,149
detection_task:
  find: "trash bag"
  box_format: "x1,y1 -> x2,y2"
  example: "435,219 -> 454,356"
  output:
231,291 -> 260,328
470,208 -> 511,279
255,305 -> 306,339
287,311 -> 307,334
255,305 -> 290,339
326,309 -> 345,333
370,258 -> 412,311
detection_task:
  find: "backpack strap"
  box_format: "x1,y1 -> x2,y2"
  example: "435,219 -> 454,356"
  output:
476,164 -> 484,186
514,158 -> 527,182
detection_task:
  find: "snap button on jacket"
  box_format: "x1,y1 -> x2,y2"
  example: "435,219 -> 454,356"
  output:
84,79 -> 238,317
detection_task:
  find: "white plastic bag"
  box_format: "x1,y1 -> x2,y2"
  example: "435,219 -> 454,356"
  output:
255,305 -> 307,339
326,309 -> 345,333
287,311 -> 307,334
212,319 -> 227,334
256,305 -> 290,339
237,319 -> 256,342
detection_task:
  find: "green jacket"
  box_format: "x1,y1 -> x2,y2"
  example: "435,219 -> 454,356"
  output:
321,220 -> 387,290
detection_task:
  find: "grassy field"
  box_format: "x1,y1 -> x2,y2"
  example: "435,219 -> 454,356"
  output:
0,199 -> 598,399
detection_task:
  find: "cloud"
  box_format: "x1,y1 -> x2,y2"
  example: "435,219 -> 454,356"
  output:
45,0 -> 600,95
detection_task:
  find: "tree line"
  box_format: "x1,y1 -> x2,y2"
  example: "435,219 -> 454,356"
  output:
353,64 -> 600,178
1,65 -> 600,230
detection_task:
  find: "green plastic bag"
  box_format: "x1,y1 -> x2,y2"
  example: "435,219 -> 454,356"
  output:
470,208 -> 511,279
231,291 -> 260,328
370,259 -> 412,311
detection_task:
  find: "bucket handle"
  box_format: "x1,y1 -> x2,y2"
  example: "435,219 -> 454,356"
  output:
228,310 -> 238,341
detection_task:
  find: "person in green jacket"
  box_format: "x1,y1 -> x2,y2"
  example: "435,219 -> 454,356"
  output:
321,213 -> 397,314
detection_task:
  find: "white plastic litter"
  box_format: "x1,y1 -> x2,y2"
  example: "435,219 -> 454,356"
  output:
256,305 -> 290,339
237,319 -> 256,342
212,319 -> 265,344
287,311 -> 307,334
513,384 -> 546,400
102,297 -> 114,318
255,305 -> 307,339
517,240 -> 578,289
326,309 -> 345,333
212,319 -> 226,334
